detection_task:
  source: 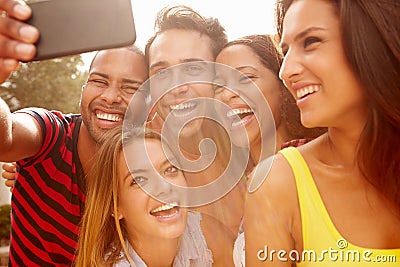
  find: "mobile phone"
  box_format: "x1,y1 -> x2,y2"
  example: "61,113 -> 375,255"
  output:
26,0 -> 136,61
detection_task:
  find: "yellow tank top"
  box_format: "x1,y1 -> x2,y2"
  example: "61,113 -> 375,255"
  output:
280,147 -> 400,266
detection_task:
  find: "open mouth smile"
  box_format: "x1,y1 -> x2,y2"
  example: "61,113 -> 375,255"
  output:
296,85 -> 321,100
227,107 -> 255,128
150,202 -> 180,219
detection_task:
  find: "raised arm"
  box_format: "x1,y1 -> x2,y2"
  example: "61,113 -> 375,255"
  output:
0,97 -> 42,161
0,0 -> 42,161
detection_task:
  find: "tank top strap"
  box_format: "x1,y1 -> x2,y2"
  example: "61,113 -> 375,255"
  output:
279,147 -> 400,266
279,147 -> 334,252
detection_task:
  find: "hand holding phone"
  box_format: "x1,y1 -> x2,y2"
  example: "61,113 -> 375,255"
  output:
26,0 -> 137,61
0,0 -> 39,82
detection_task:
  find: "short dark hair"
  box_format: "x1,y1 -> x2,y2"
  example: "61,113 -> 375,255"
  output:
145,5 -> 228,62
88,44 -> 144,72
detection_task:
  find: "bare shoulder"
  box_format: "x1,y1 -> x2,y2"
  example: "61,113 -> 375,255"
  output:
244,153 -> 299,266
247,153 -> 298,214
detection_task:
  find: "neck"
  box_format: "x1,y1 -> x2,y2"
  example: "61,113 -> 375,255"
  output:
323,128 -> 361,170
320,102 -> 368,169
131,236 -> 179,267
249,123 -> 291,165
275,122 -> 291,153
77,124 -> 98,176
178,130 -> 207,157
250,139 -> 261,167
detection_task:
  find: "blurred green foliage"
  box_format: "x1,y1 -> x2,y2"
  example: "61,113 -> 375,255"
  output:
0,55 -> 88,113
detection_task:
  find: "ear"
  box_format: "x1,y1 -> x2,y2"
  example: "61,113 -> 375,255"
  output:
111,208 -> 124,220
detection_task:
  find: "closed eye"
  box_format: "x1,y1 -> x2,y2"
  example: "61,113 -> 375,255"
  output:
213,78 -> 226,94
88,79 -> 108,87
239,74 -> 256,83
304,36 -> 322,49
121,85 -> 139,94
183,64 -> 204,75
153,68 -> 170,80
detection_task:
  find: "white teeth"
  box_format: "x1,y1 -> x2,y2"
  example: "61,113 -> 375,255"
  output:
170,102 -> 195,110
96,113 -> 122,122
150,202 -> 178,214
228,108 -> 254,128
231,120 -> 244,127
296,85 -> 321,99
227,108 -> 253,117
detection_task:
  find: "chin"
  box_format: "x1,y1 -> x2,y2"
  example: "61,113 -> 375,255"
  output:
300,119 -> 320,129
157,222 -> 187,240
231,135 -> 251,148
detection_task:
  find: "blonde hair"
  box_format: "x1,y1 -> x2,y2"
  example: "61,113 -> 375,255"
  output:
76,126 -> 163,266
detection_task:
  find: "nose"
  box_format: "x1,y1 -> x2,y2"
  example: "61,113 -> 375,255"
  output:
279,49 -> 303,88
152,176 -> 173,198
100,83 -> 122,104
218,87 -> 238,103
169,84 -> 189,98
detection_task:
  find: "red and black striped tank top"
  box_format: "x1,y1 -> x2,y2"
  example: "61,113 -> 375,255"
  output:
9,108 -> 85,266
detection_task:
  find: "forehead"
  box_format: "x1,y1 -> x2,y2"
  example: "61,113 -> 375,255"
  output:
281,0 -> 338,43
90,49 -> 148,80
217,44 -> 259,66
124,138 -> 165,166
148,29 -> 214,66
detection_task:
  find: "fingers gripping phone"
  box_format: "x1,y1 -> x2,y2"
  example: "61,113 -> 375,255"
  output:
26,0 -> 137,61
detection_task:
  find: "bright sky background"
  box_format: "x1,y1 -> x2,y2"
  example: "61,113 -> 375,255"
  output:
81,0 -> 277,66
132,0 -> 277,48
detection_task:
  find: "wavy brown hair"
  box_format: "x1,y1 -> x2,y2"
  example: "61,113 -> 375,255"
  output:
276,0 -> 400,211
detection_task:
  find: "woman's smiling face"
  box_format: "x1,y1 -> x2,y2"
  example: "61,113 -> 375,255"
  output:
117,137 -> 188,243
215,44 -> 282,149
279,0 -> 367,128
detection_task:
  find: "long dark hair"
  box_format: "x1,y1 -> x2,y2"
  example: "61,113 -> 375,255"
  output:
276,0 -> 400,211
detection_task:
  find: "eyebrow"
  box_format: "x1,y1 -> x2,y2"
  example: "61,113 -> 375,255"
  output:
149,61 -> 168,72
236,66 -> 257,72
89,72 -> 109,79
280,26 -> 327,48
89,72 -> 142,84
182,58 -> 207,64
150,58 -> 207,72
121,78 -> 143,84
160,157 -> 177,171
127,157 -> 177,178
